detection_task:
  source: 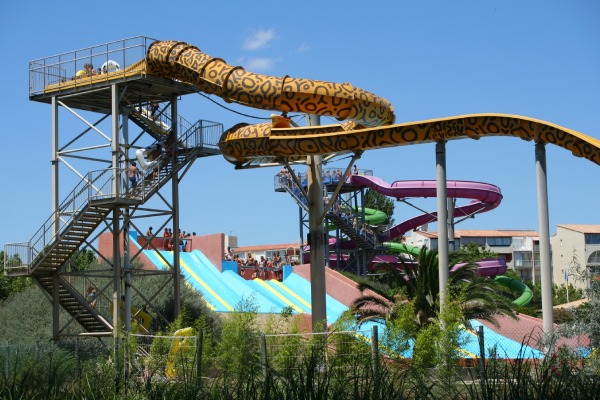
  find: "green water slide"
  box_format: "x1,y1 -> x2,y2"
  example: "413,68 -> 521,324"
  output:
381,242 -> 421,257
327,207 -> 387,230
494,275 -> 534,306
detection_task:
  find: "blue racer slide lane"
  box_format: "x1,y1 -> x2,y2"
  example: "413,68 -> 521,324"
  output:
189,250 -> 291,313
135,237 -> 544,359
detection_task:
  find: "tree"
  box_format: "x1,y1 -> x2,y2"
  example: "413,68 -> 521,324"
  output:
560,287 -> 600,348
0,250 -> 33,301
449,242 -> 497,264
65,249 -> 97,272
349,247 -> 516,330
364,189 -> 395,225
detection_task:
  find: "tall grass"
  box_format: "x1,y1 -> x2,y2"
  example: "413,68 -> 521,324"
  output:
2,309 -> 600,399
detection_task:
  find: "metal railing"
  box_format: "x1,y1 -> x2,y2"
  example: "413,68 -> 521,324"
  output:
29,36 -> 156,96
4,119 -> 222,274
178,118 -> 222,151
4,168 -> 116,273
132,100 -> 222,152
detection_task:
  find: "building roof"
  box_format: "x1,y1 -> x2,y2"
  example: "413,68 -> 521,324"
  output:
410,229 -> 539,238
456,229 -> 539,237
556,224 -> 600,234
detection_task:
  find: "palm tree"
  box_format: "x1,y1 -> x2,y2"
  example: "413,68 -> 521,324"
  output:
349,247 -> 516,329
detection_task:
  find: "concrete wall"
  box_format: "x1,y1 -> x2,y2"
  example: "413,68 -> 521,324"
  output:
97,231 -> 156,270
551,227 -> 585,290
98,232 -> 225,271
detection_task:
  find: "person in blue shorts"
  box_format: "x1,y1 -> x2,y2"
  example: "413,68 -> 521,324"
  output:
128,161 -> 140,196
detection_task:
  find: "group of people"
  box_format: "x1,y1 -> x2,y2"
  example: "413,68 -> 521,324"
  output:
72,60 -> 121,80
277,165 -> 361,190
224,249 -> 285,281
143,227 -> 196,252
159,228 -> 194,252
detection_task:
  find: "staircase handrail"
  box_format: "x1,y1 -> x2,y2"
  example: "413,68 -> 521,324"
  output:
4,168 -> 119,272
4,118 -> 223,274
176,118 -> 222,150
133,101 -> 222,151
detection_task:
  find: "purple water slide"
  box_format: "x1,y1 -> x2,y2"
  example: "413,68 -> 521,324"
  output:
452,258 -> 508,277
349,175 -> 503,241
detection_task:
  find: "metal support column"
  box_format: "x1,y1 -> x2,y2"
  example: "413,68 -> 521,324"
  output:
51,96 -> 59,238
436,141 -> 449,310
299,207 -> 305,264
122,111 -> 131,333
447,198 -> 455,252
110,85 -> 122,377
307,114 -> 327,332
171,96 -> 181,319
535,142 -> 554,337
52,273 -> 59,341
51,96 -> 60,341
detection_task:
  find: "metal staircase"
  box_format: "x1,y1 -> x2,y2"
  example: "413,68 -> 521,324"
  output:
276,174 -> 380,273
36,274 -> 112,333
325,213 -> 376,251
325,212 -> 378,272
281,184 -> 309,212
128,103 -> 171,142
3,113 -> 222,335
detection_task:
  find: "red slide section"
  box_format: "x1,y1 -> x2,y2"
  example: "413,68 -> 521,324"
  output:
349,176 -> 503,241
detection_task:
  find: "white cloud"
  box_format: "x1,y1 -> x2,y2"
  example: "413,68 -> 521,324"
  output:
296,43 -> 310,53
243,29 -> 275,50
243,57 -> 277,72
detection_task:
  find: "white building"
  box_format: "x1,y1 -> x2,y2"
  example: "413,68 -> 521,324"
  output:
405,229 -> 541,283
551,225 -> 600,291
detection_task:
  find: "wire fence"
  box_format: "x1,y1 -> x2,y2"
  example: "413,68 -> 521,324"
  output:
2,323 -> 596,398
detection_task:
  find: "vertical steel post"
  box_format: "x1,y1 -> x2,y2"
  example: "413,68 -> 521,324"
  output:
436,141 -> 449,310
307,114 -> 327,333
447,198 -> 455,252
535,142 -> 554,337
51,96 -> 60,341
123,112 -> 131,333
299,207 -> 305,265
110,85 -> 122,385
171,96 -> 181,319
51,96 -> 59,238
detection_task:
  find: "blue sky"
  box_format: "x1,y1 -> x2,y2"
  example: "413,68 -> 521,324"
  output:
1,1 -> 599,249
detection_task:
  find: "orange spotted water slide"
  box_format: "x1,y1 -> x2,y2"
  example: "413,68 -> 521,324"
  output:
143,40 -> 600,168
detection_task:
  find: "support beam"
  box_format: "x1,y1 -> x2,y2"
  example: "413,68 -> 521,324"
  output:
110,84 -> 122,383
52,273 -> 59,341
51,97 -> 59,238
436,141 -> 449,310
535,142 -> 554,338
307,114 -> 327,333
171,96 -> 181,319
447,198 -> 455,252
123,111 -> 131,333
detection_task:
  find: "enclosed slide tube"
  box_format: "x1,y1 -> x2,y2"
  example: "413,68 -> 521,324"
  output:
349,175 -> 502,243
495,275 -> 534,307
146,41 -> 395,129
132,36 -> 600,167
45,40 -> 600,167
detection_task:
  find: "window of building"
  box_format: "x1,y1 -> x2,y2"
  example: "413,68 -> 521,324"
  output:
487,237 -> 512,246
588,251 -> 600,265
585,234 -> 600,245
514,252 -> 533,268
461,237 -> 486,246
